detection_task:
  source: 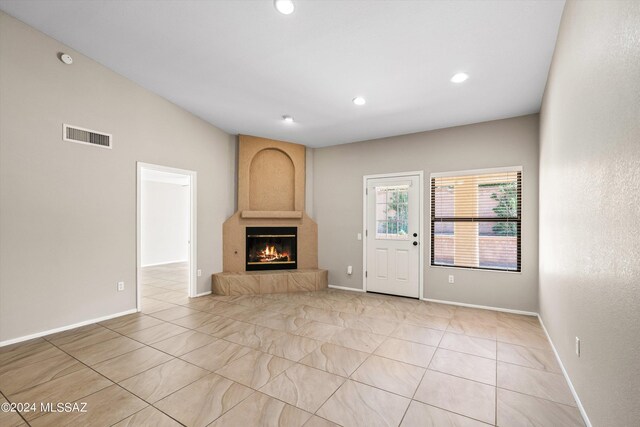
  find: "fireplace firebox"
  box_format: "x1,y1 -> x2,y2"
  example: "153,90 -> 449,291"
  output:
246,227 -> 297,271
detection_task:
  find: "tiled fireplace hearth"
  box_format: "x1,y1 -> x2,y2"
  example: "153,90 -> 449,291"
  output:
212,135 -> 327,295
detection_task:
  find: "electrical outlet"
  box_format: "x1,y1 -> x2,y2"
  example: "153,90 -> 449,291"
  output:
347,265 -> 353,275
357,233 -> 362,241
448,275 -> 454,284
117,281 -> 125,292
575,337 -> 580,357
197,269 -> 202,277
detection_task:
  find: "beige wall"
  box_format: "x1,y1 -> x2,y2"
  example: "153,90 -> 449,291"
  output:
314,114 -> 539,312
539,1 -> 640,425
0,12 -> 236,342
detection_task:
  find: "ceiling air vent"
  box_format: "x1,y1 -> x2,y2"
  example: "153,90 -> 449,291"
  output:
63,124 -> 112,149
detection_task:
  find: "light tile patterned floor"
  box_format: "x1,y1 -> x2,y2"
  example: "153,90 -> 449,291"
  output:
0,263 -> 584,426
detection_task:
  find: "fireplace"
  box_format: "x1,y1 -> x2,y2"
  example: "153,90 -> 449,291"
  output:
246,227 -> 297,271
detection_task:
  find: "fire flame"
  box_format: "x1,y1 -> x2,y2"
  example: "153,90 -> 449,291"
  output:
259,244 -> 289,262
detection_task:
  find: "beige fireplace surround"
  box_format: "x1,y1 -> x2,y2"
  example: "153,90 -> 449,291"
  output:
212,135 -> 327,295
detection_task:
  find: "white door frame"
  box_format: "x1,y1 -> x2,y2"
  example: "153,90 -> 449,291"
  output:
363,171 -> 424,299
136,162 -> 198,311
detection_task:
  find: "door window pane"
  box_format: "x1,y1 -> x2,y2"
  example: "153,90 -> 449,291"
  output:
375,185 -> 410,240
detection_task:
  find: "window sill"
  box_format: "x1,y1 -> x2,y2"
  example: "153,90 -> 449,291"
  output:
429,264 -> 522,274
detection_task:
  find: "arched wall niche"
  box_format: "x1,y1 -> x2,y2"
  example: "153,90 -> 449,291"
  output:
249,148 -> 295,211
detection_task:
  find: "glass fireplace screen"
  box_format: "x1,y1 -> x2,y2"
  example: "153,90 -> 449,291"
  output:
246,227 -> 297,271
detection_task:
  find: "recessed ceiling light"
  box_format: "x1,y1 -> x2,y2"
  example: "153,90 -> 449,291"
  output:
274,0 -> 295,15
59,53 -> 73,65
352,96 -> 366,106
450,72 -> 469,83
282,115 -> 294,123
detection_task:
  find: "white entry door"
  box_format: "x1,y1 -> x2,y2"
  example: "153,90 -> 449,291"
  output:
366,174 -> 421,298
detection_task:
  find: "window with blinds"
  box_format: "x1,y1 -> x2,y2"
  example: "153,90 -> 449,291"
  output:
431,168 -> 522,272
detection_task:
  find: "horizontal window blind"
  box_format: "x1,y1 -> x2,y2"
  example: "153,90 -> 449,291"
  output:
431,169 -> 521,272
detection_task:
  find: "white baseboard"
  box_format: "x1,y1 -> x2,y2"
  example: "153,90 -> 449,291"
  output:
141,259 -> 188,268
0,308 -> 138,347
538,315 -> 592,427
421,297 -> 538,317
328,284 -> 365,293
194,290 -> 212,297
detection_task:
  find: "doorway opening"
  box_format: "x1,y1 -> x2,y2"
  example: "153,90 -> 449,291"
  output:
137,162 -> 197,311
363,171 -> 424,299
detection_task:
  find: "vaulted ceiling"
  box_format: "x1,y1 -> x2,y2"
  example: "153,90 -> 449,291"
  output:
0,0 -> 565,147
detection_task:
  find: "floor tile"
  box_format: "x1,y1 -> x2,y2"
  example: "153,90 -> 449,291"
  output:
140,298 -> 176,314
0,339 -> 48,363
0,353 -> 84,394
429,348 -> 496,385
400,400 -> 490,427
413,302 -> 457,319
260,364 -> 344,412
216,351 -> 293,389
43,324 -> 104,345
232,295 -> 270,308
52,326 -> 120,352
184,297 -> 227,312
169,311 -> 221,329
0,395 -> 26,427
351,354 -> 425,397
102,314 -> 165,334
497,327 -> 550,350
393,323 -> 444,346
263,332 -> 321,361
361,305 -> 406,322
439,332 -> 497,359
29,385 -> 146,427
209,391 -> 312,427
497,361 -> 575,406
414,370 -> 495,424
294,320 -> 344,341
142,286 -> 174,297
447,318 -> 498,340
3,281 -> 577,427
303,415 -> 341,427
180,339 -> 255,371
149,290 -> 190,305
0,343 -> 66,375
316,379 -> 410,427
92,346 -> 173,382
148,306 -> 198,322
119,358 -> 209,403
375,337 -> 436,367
404,312 -> 450,330
150,330 -> 217,356
126,323 -> 189,345
299,342 -> 368,377
497,388 -> 584,427
113,406 -> 182,427
154,373 -> 253,426
66,336 -> 144,365
453,307 -> 498,326
292,305 -> 345,326
195,317 -> 251,338
338,312 -> 400,335
9,367 -> 113,421
497,342 -> 560,373
211,303 -> 255,319
223,324 -> 286,350
328,328 -> 386,353
497,316 -> 544,336
257,314 -> 313,334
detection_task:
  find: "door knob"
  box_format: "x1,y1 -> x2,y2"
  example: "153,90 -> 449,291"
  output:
413,233 -> 418,237
413,241 -> 418,246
